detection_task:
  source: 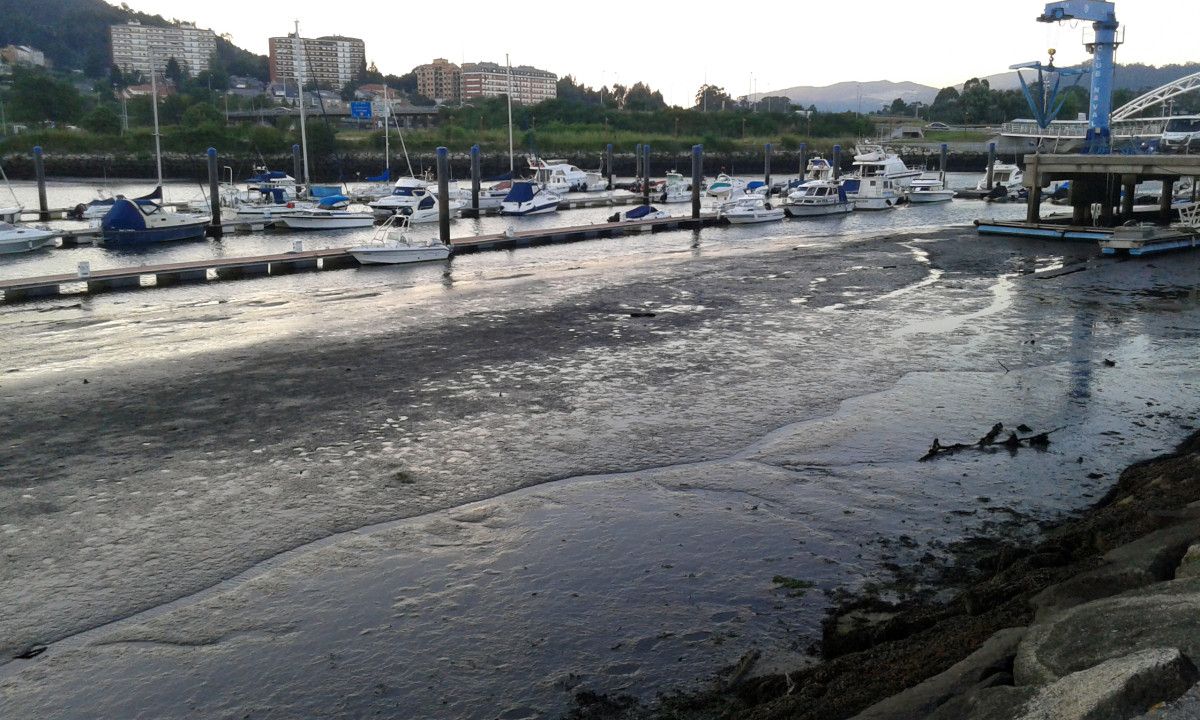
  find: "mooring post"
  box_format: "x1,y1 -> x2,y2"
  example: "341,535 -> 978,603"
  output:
985,143 -> 997,191
642,143 -> 651,205
939,143 -> 949,179
470,144 -> 481,215
33,146 -> 49,221
436,146 -> 450,243
832,145 -> 842,181
798,142 -> 808,180
764,143 -> 772,196
635,143 -> 643,189
605,143 -> 614,191
691,144 -> 703,221
1026,155 -> 1041,224
291,144 -> 302,195
207,147 -> 222,239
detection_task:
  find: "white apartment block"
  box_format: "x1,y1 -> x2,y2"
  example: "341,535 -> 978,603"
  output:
461,62 -> 557,105
110,21 -> 217,78
269,35 -> 365,90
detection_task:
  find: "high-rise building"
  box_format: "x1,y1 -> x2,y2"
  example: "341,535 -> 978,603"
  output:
413,58 -> 461,104
110,21 -> 217,78
269,35 -> 365,90
461,62 -> 557,105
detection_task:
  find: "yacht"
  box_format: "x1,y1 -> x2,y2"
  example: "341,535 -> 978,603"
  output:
851,145 -> 923,187
0,221 -> 56,254
844,176 -> 900,210
706,174 -> 747,198
608,205 -> 670,223
368,177 -> 435,215
100,197 -> 209,245
908,173 -> 957,203
500,181 -> 561,216
396,194 -> 463,224
783,180 -> 854,217
717,195 -> 784,224
528,157 -> 604,194
975,163 -> 1025,193
278,195 -> 375,230
349,215 -> 451,265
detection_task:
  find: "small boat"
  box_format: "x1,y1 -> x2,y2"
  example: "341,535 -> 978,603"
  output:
844,176 -> 900,211
500,181 -> 561,216
349,215 -> 451,265
0,221 -> 56,254
368,177 -> 435,214
396,194 -> 463,224
976,163 -> 1024,193
852,144 -> 923,188
656,172 -> 693,203
75,186 -> 163,220
908,174 -> 956,203
0,207 -> 19,224
278,195 -> 375,230
100,197 -> 209,245
718,195 -> 784,224
784,180 -> 854,217
608,205 -> 670,223
746,181 -> 769,196
528,156 -> 604,194
706,174 -> 747,198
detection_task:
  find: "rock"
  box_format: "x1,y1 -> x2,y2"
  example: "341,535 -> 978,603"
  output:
1016,648 -> 1198,720
1176,544 -> 1200,580
850,627 -> 1027,720
1017,577 -> 1200,686
1030,520 -> 1200,621
926,685 -> 1036,720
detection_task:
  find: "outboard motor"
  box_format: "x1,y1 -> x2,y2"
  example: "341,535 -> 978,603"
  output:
986,185 -> 1009,202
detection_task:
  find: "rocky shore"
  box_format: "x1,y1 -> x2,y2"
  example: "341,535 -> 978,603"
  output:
579,429 -> 1200,719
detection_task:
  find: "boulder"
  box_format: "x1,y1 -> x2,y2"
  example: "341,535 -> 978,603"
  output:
1175,544 -> 1200,580
1017,578 -> 1200,686
1016,648 -> 1198,720
926,685 -> 1036,720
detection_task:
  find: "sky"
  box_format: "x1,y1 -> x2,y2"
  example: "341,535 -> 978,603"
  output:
121,0 -> 1198,106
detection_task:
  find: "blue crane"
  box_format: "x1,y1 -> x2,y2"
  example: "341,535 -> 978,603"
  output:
1038,1 -> 1120,154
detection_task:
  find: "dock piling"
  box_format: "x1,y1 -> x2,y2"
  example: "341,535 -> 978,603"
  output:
605,144 -> 614,191
986,143 -> 997,191
832,145 -> 842,181
436,147 -> 450,244
207,147 -> 222,239
691,145 -> 702,220
642,143 -> 651,205
764,143 -> 772,196
798,142 -> 807,179
33,146 -> 48,222
939,143 -> 949,179
635,144 -> 643,187
470,144 -> 481,214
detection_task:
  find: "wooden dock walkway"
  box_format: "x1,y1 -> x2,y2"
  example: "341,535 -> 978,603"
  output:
0,214 -> 718,303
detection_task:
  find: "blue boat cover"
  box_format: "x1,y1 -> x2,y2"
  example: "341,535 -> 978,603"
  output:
838,186 -> 848,202
311,185 -> 343,198
101,198 -> 147,231
366,169 -> 391,183
246,170 -> 289,183
317,194 -> 350,208
504,182 -> 537,203
746,181 -> 766,191
626,205 -> 658,219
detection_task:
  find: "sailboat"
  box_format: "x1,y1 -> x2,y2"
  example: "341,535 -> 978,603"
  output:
1,158 -> 23,223
349,87 -> 397,200
100,54 -> 208,246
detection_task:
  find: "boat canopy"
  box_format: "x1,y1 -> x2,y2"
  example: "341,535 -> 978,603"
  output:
246,170 -> 290,183
746,181 -> 766,191
626,205 -> 659,219
100,198 -> 149,231
311,185 -> 344,199
317,194 -> 350,208
366,169 -> 391,183
504,182 -> 538,203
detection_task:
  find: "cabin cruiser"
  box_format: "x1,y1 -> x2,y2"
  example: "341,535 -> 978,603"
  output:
851,145 -> 922,187
528,157 -> 604,194
657,172 -> 693,203
99,196 -> 209,245
233,187 -> 317,222
783,180 -> 853,218
975,163 -> 1025,194
717,195 -> 784,224
368,177 -> 436,215
608,205 -> 670,223
908,173 -> 956,203
278,195 -> 375,230
394,194 -> 464,224
500,181 -> 561,216
0,221 -> 56,254
842,176 -> 900,210
349,215 -> 451,265
706,174 -> 747,198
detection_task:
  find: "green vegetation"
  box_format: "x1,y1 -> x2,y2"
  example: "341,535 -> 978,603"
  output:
772,576 -> 816,597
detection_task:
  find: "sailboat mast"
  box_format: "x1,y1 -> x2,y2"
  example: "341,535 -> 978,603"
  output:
506,53 -> 514,173
294,20 -> 311,194
149,51 -> 163,190
383,85 -> 390,178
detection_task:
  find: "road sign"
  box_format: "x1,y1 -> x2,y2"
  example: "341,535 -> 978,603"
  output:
350,101 -> 372,119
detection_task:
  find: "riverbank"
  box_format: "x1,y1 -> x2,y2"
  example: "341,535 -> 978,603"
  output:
576,428 -> 1200,720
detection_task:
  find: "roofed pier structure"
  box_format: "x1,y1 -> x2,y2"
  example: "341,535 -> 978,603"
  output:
1024,154 -> 1200,227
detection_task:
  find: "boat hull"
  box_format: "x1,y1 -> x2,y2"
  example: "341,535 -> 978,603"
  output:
723,210 -> 785,224
0,230 -> 56,254
279,215 -> 375,230
500,201 -> 560,216
101,222 -> 208,246
908,192 -> 956,203
784,203 -> 853,218
350,246 -> 451,264
852,197 -> 898,211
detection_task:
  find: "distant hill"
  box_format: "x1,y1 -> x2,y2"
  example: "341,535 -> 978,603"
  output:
0,0 -> 268,80
971,62 -> 1200,93
751,80 -> 939,113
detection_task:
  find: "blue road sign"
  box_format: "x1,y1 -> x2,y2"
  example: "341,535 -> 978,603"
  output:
350,101 -> 373,119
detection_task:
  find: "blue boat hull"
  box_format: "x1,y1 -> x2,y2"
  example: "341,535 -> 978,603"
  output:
101,222 -> 208,246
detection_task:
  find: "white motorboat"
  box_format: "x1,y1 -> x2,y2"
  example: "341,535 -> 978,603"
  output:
718,195 -> 784,224
368,177 -> 435,214
348,215 -> 451,265
0,221 -> 56,254
656,172 -> 693,203
845,176 -> 900,210
851,144 -> 923,188
608,205 -> 670,223
0,206 -> 19,223
394,194 -> 463,224
976,163 -> 1024,193
500,181 -> 561,216
784,180 -> 854,218
908,173 -> 957,203
278,195 -> 375,230
528,157 -> 603,194
706,174 -> 747,198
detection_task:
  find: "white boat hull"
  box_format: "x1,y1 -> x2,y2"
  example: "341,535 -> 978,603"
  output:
723,209 -> 785,224
785,202 -> 854,217
853,197 -> 898,211
908,191 -> 956,203
350,246 -> 451,264
500,201 -> 560,216
279,214 -> 375,230
0,228 -> 56,254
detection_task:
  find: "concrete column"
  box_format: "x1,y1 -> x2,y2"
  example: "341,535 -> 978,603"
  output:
985,143 -> 997,191
436,147 -> 450,243
691,144 -> 702,220
33,146 -> 49,221
1120,175 -> 1136,220
207,147 -> 222,239
1071,177 -> 1088,225
1025,156 -> 1041,224
1160,176 -> 1176,224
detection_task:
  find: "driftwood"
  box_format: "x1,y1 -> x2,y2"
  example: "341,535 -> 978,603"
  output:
919,422 -> 1061,461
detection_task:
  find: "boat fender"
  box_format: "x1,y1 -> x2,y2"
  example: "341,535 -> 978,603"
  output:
72,203 -> 87,220
287,201 -> 296,208
607,212 -> 621,223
